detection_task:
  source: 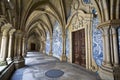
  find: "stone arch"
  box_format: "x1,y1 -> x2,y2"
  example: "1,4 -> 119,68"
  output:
26,22 -> 47,53
22,1 -> 64,32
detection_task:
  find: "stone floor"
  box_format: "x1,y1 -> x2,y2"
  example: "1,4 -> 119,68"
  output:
11,52 -> 101,80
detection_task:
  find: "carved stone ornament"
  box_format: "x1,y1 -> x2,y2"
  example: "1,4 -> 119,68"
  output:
73,0 -> 79,10
71,13 -> 83,31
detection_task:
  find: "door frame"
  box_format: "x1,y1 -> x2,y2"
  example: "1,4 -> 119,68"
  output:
67,10 -> 95,70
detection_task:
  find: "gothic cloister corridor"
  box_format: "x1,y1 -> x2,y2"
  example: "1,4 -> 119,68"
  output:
11,52 -> 100,80
0,0 -> 120,80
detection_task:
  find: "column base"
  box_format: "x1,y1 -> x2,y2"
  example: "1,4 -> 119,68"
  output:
14,58 -> 25,69
43,50 -> 46,54
6,58 -> 12,64
98,65 -> 120,80
0,61 -> 7,66
49,51 -> 53,56
60,54 -> 67,62
22,54 -> 26,57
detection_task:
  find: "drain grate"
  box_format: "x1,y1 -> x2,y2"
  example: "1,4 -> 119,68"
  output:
45,69 -> 64,78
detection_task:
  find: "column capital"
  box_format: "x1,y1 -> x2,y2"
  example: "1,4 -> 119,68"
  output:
9,28 -> 16,36
1,23 -> 12,32
98,19 -> 120,28
15,30 -> 23,38
1,23 -> 12,36
41,37 -> 45,41
62,33 -> 66,38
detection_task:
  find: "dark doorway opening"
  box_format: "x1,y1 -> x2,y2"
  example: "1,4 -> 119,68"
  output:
31,43 -> 36,51
72,29 -> 86,67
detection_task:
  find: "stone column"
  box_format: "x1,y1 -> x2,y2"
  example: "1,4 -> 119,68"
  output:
14,34 -> 17,58
98,21 -> 120,80
0,23 -> 12,65
60,33 -> 67,61
49,37 -> 53,56
14,30 -> 25,69
22,37 -> 26,57
103,27 -> 112,67
6,29 -> 16,63
43,40 -> 46,54
41,37 -> 46,54
17,31 -> 23,59
111,27 -> 119,67
101,31 -> 106,65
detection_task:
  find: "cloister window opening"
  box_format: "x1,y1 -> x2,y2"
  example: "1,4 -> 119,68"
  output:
31,43 -> 36,51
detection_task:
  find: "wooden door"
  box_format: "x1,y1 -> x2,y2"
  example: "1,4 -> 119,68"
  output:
72,29 -> 86,67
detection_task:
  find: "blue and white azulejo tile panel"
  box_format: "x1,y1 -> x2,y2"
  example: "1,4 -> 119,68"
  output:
52,21 -> 63,59
66,29 -> 70,59
83,0 -> 91,4
46,32 -> 50,55
92,17 -> 103,66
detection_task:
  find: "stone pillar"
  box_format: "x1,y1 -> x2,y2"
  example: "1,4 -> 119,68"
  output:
0,23 -> 12,65
98,22 -> 120,80
22,37 -> 26,57
99,26 -> 113,80
42,40 -> 46,54
60,33 -> 67,61
41,37 -> 46,54
14,30 -> 25,69
6,29 -> 16,64
111,27 -> 119,66
103,27 -> 112,67
101,31 -> 106,65
49,37 -> 53,56
14,34 -> 17,58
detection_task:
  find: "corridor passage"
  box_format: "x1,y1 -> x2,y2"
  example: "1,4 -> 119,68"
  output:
11,52 -> 100,80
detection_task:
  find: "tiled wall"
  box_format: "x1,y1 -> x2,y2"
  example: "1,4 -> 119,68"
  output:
92,17 -> 103,66
66,29 -> 70,59
83,0 -> 91,4
46,32 -> 50,55
52,21 -> 63,59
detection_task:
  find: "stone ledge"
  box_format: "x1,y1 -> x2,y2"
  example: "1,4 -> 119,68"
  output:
0,66 -> 7,73
0,61 -> 13,73
0,62 -> 15,80
14,59 -> 25,69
